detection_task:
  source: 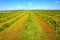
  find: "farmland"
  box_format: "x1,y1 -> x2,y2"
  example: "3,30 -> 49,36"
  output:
0,10 -> 60,40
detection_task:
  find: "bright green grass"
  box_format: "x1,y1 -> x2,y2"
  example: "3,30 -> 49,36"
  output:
0,10 -> 60,40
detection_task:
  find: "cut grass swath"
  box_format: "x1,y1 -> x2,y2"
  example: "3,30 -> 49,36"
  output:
0,12 -> 27,33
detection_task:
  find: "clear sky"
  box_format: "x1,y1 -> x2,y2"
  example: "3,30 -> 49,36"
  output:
0,0 -> 60,10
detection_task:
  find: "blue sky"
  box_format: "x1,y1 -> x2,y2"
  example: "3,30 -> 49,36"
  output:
0,0 -> 60,10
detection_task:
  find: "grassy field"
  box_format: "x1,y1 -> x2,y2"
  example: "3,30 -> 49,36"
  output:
0,10 -> 60,40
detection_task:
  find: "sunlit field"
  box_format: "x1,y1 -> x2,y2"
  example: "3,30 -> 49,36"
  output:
0,10 -> 60,40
